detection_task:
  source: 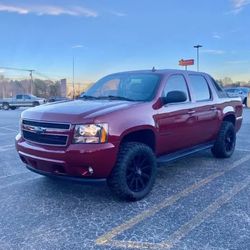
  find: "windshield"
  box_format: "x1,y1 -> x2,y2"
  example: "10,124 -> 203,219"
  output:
83,73 -> 160,101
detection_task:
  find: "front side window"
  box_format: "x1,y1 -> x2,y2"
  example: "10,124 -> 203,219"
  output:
163,75 -> 190,101
225,89 -> 235,93
189,75 -> 211,101
83,73 -> 161,101
16,95 -> 22,99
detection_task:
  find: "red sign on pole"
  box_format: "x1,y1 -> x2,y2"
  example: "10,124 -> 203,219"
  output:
179,59 -> 194,66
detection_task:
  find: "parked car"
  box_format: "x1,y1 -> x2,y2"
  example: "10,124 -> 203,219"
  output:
0,94 -> 46,110
224,87 -> 250,105
48,96 -> 69,103
16,69 -> 243,201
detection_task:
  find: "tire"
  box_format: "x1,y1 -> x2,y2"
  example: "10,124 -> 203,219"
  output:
2,103 -> 9,110
33,101 -> 40,107
107,142 -> 157,201
211,121 -> 236,158
243,97 -> 247,106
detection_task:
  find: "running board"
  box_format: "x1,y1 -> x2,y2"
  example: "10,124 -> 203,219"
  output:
156,142 -> 214,166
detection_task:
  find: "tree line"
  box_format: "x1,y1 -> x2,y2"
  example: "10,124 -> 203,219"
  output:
0,77 -> 61,99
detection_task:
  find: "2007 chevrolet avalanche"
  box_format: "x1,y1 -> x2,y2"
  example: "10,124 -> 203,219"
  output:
15,69 -> 243,200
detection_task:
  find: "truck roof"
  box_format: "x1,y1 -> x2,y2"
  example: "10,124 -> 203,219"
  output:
110,69 -> 209,76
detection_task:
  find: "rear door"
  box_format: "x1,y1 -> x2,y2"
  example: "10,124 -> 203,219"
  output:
23,95 -> 33,107
156,74 -> 198,155
15,95 -> 23,107
187,74 -> 220,144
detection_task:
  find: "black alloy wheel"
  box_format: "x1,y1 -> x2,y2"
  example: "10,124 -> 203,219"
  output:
126,153 -> 152,192
224,129 -> 235,153
108,142 -> 157,201
212,121 -> 236,158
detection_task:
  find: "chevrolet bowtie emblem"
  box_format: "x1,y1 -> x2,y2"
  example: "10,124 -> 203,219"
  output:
34,127 -> 47,134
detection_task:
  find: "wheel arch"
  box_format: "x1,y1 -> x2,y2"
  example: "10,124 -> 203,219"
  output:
120,126 -> 156,153
223,113 -> 236,126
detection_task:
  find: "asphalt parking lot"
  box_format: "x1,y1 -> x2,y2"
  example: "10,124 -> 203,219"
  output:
0,108 -> 250,250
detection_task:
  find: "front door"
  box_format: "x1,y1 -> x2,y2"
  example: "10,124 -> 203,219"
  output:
155,74 -> 198,155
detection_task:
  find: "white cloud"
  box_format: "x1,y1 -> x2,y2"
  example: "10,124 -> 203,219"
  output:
202,49 -> 225,55
226,60 -> 249,64
0,3 -> 98,17
0,4 -> 28,14
72,44 -> 86,49
110,10 -> 127,17
212,33 -> 222,39
233,0 -> 249,8
230,0 -> 250,14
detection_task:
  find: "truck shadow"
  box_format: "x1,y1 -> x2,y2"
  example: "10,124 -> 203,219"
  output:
29,150 -> 218,203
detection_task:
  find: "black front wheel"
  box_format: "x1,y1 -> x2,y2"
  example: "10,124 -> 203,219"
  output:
243,98 -> 247,106
212,121 -> 236,158
2,103 -> 9,110
33,101 -> 40,107
107,142 -> 157,201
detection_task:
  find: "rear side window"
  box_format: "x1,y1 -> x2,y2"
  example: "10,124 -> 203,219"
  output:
16,95 -> 22,99
163,75 -> 190,101
210,77 -> 227,98
189,75 -> 211,101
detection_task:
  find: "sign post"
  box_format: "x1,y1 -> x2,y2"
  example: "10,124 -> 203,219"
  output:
179,59 -> 194,70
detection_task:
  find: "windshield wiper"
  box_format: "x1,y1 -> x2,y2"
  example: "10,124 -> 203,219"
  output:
97,95 -> 136,101
79,95 -> 99,100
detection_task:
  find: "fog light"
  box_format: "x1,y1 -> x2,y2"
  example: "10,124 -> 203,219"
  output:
88,166 -> 94,175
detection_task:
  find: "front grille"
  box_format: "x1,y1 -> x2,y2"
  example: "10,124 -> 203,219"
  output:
22,119 -> 70,146
23,120 -> 70,130
23,131 -> 68,146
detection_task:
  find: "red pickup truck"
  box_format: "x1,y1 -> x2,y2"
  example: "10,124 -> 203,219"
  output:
15,69 -> 243,201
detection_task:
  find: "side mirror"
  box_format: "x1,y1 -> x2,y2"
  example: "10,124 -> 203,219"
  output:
162,91 -> 187,105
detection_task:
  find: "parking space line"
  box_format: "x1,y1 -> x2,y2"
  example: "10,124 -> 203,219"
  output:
102,240 -> 167,249
0,144 -> 15,152
160,176 -> 250,249
103,176 -> 250,250
236,148 -> 250,152
0,176 -> 41,191
0,172 -> 30,180
96,154 -> 250,248
0,126 -> 18,132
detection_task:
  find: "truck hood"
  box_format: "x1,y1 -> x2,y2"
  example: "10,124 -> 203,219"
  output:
21,99 -> 137,124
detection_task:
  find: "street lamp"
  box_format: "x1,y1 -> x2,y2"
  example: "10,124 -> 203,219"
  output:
72,45 -> 84,99
72,56 -> 75,99
193,44 -> 202,72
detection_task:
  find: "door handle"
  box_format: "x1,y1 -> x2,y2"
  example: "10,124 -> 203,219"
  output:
210,107 -> 217,111
187,110 -> 196,115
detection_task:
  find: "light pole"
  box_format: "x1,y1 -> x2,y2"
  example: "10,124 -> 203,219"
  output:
193,44 -> 202,72
29,70 -> 34,95
72,56 -> 75,99
71,45 -> 84,99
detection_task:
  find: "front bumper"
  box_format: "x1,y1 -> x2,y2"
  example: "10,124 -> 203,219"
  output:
26,165 -> 106,184
38,99 -> 46,105
16,134 -> 119,179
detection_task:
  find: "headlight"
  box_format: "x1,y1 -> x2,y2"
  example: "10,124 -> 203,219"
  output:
73,123 -> 108,144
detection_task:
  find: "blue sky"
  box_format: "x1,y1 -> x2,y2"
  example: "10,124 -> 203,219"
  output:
0,0 -> 250,83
